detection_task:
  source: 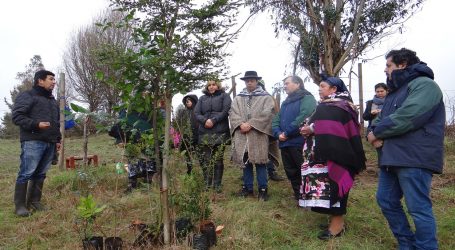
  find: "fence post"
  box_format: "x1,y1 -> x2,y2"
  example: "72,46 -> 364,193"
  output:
58,72 -> 66,170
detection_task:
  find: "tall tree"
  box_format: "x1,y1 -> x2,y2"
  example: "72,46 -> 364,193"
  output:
106,0 -> 241,243
1,55 -> 44,138
63,9 -> 132,114
247,0 -> 425,83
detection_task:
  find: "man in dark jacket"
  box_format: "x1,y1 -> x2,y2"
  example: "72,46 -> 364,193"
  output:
174,94 -> 199,174
368,48 -> 444,250
272,75 -> 316,200
12,70 -> 61,216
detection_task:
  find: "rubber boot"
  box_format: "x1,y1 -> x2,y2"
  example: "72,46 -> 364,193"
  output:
27,179 -> 47,211
213,161 -> 224,193
14,182 -> 31,217
201,164 -> 213,189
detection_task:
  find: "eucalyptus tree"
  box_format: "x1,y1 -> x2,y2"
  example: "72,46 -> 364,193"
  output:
247,0 -> 425,83
106,0 -> 241,243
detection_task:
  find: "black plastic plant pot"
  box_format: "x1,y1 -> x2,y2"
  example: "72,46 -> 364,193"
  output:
105,237 -> 123,250
175,217 -> 192,239
192,233 -> 208,250
127,163 -> 140,178
82,236 -> 103,250
145,160 -> 157,173
200,221 -> 217,247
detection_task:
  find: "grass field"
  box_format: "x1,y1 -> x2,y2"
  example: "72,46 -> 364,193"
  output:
0,134 -> 454,249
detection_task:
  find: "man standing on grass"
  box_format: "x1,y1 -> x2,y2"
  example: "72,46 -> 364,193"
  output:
12,70 -> 61,216
272,75 -> 316,200
368,48 -> 444,249
230,71 -> 277,201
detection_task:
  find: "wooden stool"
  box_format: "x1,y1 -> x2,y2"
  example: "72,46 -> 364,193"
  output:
65,155 -> 99,169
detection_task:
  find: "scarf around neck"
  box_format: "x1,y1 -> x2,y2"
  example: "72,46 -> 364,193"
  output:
238,86 -> 269,96
372,95 -> 385,109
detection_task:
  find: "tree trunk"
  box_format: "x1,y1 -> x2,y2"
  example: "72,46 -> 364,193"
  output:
161,94 -> 172,244
83,116 -> 89,167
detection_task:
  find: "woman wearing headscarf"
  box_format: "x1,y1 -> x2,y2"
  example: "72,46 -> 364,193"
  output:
194,80 -> 231,192
299,76 -> 366,240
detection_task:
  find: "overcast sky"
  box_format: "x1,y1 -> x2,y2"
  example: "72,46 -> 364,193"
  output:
1,0 -> 454,121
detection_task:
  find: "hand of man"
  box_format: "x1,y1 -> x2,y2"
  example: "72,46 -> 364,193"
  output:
56,143 -> 62,151
300,125 -> 312,137
371,109 -> 381,115
240,122 -> 251,133
367,131 -> 376,143
39,122 -> 51,129
205,119 -> 214,128
278,132 -> 287,141
372,139 -> 384,148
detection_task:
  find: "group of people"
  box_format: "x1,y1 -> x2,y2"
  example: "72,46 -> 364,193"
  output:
12,48 -> 444,248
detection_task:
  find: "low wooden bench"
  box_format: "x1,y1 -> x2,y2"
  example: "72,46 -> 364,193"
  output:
65,155 -> 99,169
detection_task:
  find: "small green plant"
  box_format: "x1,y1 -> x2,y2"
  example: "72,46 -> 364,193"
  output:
172,173 -> 212,228
76,194 -> 106,239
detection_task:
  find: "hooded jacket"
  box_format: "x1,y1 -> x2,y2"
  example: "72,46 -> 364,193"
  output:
175,94 -> 199,145
372,62 -> 445,173
12,85 -> 61,143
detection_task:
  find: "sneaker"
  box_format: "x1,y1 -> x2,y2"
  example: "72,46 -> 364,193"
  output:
258,188 -> 269,201
238,186 -> 254,198
269,171 -> 284,181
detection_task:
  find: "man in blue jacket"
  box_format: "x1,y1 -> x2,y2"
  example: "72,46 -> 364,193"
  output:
12,70 -> 61,216
272,75 -> 316,200
368,48 -> 444,250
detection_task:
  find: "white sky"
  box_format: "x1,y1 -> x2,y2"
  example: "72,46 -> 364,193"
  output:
1,0 -> 454,120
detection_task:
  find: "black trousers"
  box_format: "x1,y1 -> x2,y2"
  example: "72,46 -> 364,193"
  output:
199,144 -> 225,188
280,146 -> 304,197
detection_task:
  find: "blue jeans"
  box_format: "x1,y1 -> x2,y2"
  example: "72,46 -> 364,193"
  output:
17,141 -> 56,184
243,161 -> 268,191
376,167 -> 438,250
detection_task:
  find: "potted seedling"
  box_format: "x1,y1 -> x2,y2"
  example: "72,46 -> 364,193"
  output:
76,194 -> 106,250
173,173 -> 215,249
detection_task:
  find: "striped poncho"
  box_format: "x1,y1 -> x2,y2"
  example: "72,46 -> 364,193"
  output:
308,93 -> 366,201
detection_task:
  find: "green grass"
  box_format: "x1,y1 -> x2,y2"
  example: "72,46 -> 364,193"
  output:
0,134 -> 454,249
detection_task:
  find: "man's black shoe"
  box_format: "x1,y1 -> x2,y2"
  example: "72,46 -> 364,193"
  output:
258,188 -> 269,201
269,172 -> 284,181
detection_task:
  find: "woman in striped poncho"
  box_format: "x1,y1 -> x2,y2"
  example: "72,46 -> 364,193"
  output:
299,76 -> 366,240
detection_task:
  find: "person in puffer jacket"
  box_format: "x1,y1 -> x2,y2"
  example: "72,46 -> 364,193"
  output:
12,70 -> 61,217
368,48 -> 444,250
194,80 -> 231,192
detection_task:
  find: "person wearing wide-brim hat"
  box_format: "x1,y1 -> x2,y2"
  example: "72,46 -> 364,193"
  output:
229,71 -> 279,201
240,71 -> 262,81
